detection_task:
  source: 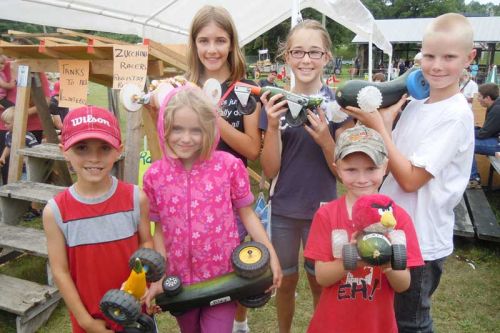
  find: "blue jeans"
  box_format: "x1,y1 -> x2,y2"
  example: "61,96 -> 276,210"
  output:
394,257 -> 446,333
470,130 -> 500,180
270,214 -> 315,276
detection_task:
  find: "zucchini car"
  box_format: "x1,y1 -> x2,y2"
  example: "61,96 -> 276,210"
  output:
332,194 -> 408,271
100,248 -> 165,333
333,230 -> 407,271
335,67 -> 430,111
156,241 -> 274,316
233,83 -> 324,127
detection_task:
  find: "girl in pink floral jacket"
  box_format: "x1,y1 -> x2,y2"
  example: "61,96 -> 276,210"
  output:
143,85 -> 282,333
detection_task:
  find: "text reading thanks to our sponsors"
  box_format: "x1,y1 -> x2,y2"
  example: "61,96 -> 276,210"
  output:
58,60 -> 89,108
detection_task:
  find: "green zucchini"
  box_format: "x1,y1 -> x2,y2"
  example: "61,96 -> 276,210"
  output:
335,67 -> 419,109
156,269 -> 273,314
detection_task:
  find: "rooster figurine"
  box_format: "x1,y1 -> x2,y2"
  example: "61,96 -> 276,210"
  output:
332,194 -> 407,271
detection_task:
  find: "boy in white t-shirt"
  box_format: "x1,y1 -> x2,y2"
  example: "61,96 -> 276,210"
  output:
344,13 -> 476,333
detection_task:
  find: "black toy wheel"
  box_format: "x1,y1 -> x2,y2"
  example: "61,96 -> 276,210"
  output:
285,109 -> 308,127
123,313 -> 156,333
342,244 -> 358,271
129,248 -> 165,282
239,292 -> 272,308
162,276 -> 183,297
169,310 -> 186,317
391,244 -> 407,270
100,289 -> 140,326
232,241 -> 270,279
237,95 -> 257,115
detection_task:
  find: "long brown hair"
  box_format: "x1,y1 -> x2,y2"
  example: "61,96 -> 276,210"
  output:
186,5 -> 246,85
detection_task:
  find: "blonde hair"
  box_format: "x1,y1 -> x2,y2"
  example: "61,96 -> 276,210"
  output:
277,19 -> 333,61
423,13 -> 474,51
1,106 -> 14,124
186,5 -> 246,85
163,88 -> 217,161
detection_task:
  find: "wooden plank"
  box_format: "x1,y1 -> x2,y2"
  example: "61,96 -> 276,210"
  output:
0,225 -> 48,257
453,197 -> 475,238
464,189 -> 500,242
57,28 -> 129,45
0,181 -> 66,204
18,143 -> 65,161
12,59 -> 163,77
0,274 -> 59,316
8,66 -> 31,183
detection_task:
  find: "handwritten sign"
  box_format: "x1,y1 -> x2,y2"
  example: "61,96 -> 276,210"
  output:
58,60 -> 89,108
113,45 -> 149,90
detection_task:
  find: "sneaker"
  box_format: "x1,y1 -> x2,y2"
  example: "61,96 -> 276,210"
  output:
467,179 -> 482,190
233,320 -> 250,333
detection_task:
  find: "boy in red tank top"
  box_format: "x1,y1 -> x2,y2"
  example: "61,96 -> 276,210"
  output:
43,106 -> 154,333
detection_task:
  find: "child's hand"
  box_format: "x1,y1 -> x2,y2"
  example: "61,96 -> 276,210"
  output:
0,158 -> 4,167
267,252 -> 283,292
143,279 -> 164,314
81,318 -> 113,333
260,91 -> 288,130
304,108 -> 334,149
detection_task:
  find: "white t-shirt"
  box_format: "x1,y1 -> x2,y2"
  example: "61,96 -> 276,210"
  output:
380,94 -> 474,260
461,80 -> 478,110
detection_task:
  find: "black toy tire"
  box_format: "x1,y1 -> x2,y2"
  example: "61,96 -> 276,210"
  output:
232,241 -> 270,279
100,289 -> 140,326
162,276 -> 183,297
170,310 -> 186,317
237,95 -> 257,115
239,292 -> 272,308
391,244 -> 407,270
342,244 -> 358,271
123,313 -> 156,333
129,248 -> 165,282
285,109 -> 308,127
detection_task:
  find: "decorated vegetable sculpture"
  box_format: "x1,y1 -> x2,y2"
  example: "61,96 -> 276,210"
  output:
334,67 -> 430,113
100,248 -> 165,332
156,241 -> 273,316
332,194 -> 407,271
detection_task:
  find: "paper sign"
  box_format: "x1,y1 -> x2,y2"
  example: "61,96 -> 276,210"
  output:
113,45 -> 149,90
58,60 -> 89,108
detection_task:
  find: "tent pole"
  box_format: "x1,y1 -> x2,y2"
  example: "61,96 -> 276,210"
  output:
368,34 -> 373,81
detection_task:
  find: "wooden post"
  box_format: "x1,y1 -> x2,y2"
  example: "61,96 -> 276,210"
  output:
123,107 -> 143,184
8,66 -> 31,183
142,108 -> 161,162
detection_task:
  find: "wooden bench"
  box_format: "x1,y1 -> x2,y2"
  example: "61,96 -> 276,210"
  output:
464,188 -> 500,242
0,181 -> 66,225
453,197 -> 475,238
0,274 -> 60,333
487,156 -> 500,192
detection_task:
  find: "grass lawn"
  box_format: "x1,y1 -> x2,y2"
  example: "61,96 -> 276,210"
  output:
0,83 -> 499,332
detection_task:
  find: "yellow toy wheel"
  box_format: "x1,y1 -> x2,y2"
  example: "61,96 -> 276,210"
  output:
232,241 -> 270,279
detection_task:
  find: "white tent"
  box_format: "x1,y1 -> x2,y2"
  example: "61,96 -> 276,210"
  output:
2,0 -> 392,78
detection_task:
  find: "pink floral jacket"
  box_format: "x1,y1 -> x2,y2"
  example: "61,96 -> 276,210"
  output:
143,151 -> 254,285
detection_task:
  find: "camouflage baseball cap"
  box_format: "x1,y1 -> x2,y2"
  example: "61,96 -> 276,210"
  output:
335,125 -> 387,165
